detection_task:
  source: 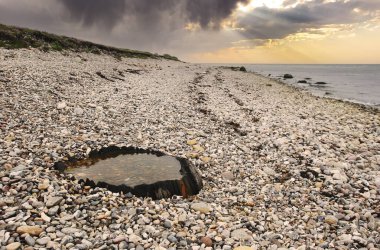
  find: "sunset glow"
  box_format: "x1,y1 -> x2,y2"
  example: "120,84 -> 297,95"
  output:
0,0 -> 379,63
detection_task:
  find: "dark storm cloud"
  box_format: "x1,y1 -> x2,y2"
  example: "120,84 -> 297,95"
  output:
185,0 -> 249,28
58,0 -> 248,29
57,0 -> 126,28
0,0 -> 379,59
237,0 -> 380,39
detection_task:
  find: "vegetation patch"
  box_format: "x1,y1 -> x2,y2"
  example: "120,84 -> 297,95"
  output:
0,23 -> 179,61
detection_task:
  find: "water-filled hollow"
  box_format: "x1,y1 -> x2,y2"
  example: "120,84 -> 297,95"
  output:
54,146 -> 203,199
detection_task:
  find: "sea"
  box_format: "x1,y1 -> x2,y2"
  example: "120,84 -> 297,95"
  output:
242,64 -> 380,107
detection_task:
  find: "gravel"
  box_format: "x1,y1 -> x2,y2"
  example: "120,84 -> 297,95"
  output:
0,48 -> 379,249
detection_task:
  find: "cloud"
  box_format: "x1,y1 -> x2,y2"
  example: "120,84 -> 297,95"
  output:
58,0 -> 248,30
0,0 -> 379,61
237,0 -> 380,39
185,0 -> 249,28
57,0 -> 127,28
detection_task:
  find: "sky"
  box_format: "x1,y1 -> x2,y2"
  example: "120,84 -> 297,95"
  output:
0,0 -> 379,63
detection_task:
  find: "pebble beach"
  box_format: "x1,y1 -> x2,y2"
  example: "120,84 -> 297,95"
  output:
0,48 -> 379,250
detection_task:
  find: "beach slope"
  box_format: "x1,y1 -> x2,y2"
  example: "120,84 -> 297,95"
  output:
0,48 -> 379,249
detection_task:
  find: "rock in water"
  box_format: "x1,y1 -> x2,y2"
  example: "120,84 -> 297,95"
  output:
239,66 -> 247,72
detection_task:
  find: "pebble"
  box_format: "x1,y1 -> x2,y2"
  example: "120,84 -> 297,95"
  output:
46,196 -> 63,208
201,236 -> 213,247
163,220 -> 172,228
16,226 -> 43,236
5,242 -> 21,250
36,236 -> 50,245
25,235 -> 36,246
57,102 -> 67,109
41,212 -> 51,222
231,229 -> 252,242
325,215 -> 338,225
74,107 -> 84,115
167,235 -> 178,243
191,202 -> 212,213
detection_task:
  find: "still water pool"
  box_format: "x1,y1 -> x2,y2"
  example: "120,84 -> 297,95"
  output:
66,154 -> 182,187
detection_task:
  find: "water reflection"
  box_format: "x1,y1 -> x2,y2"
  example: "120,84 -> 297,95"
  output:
66,154 -> 182,187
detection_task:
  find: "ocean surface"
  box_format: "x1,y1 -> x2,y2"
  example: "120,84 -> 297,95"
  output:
243,64 -> 380,107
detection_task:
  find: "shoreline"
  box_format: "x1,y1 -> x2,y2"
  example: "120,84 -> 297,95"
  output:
253,71 -> 380,113
230,64 -> 380,109
1,48 -> 379,249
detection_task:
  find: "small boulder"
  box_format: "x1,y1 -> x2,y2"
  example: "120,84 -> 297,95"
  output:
297,80 -> 307,83
315,81 -> 327,85
283,74 -> 293,79
239,66 -> 247,72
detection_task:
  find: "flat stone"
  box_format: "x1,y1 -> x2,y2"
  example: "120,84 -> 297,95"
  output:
46,196 -> 63,208
325,215 -> 338,225
192,145 -> 205,152
25,235 -> 36,246
187,139 -> 197,146
74,107 -> 84,115
48,206 -> 59,216
113,235 -> 126,244
57,102 -> 66,109
200,156 -> 211,163
41,212 -> 51,222
339,234 -> 353,244
129,234 -> 142,244
231,229 -> 252,241
38,179 -> 50,190
61,227 -> 82,236
6,242 -> 21,250
201,236 -> 213,247
178,214 -> 187,223
263,167 -> 276,176
36,236 -> 50,245
191,202 -> 212,213
221,171 -> 234,180
16,226 -> 43,236
163,220 -> 172,228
